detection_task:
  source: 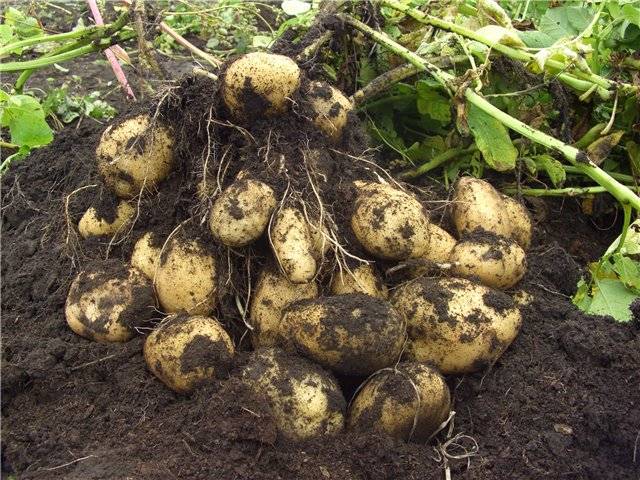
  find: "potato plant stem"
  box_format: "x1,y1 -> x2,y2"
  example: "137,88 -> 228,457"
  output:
563,166 -> 636,184
400,146 -> 478,178
339,14 -> 640,211
502,185 -> 640,197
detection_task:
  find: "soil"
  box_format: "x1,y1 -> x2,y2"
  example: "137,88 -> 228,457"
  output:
3,71 -> 640,480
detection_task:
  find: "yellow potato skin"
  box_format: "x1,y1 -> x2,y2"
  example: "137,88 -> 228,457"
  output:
425,224 -> 457,263
452,177 -> 512,238
330,264 -> 388,299
223,52 -> 301,119
250,268 -> 319,348
348,362 -> 451,441
501,195 -> 533,250
308,81 -> 352,142
351,182 -> 431,260
391,277 -> 522,374
155,237 -> 217,315
96,115 -> 174,198
241,348 -> 346,440
130,232 -> 162,279
271,207 -> 317,284
144,315 -> 234,393
451,237 -> 527,289
78,201 -> 134,239
209,178 -> 276,247
65,265 -> 155,343
282,294 -> 406,376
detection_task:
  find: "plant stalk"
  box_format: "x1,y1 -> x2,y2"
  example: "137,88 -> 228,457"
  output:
502,185 -> 640,197
400,146 -> 477,178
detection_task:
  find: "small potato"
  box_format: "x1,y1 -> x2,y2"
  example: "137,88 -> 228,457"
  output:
78,200 -> 134,239
209,178 -> 276,247
391,277 -> 522,374
241,348 -> 346,440
330,264 -> 388,299
271,207 -> 317,283
450,235 -> 527,289
501,195 -> 533,250
282,294 -> 406,376
351,182 -> 431,260
308,81 -> 352,142
452,177 -> 511,238
97,114 -> 174,198
425,223 -> 457,264
223,52 -> 301,119
155,236 -> 217,315
131,232 -> 162,279
65,262 -> 155,342
348,362 -> 451,441
144,315 -> 234,393
250,267 -> 319,348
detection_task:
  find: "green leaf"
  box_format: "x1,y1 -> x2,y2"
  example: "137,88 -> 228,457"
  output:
539,6 -> 593,40
0,93 -> 53,147
465,103 -> 517,171
518,30 -> 555,48
533,154 -> 566,187
587,278 -> 636,322
621,4 -> 640,27
416,85 -> 451,124
4,7 -> 42,39
611,254 -> 640,290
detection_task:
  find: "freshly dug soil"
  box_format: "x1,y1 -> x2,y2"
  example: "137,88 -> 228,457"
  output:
3,90 -> 640,480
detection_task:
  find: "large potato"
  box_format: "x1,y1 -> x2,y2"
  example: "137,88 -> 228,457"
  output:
391,277 -> 522,374
308,81 -> 352,142
452,177 -> 511,238
330,264 -> 388,299
209,178 -> 276,247
425,223 -> 457,263
282,294 -> 406,376
222,52 -> 301,119
241,348 -> 346,440
130,232 -> 162,279
451,235 -> 527,289
271,206 -> 317,283
501,195 -> 533,250
97,114 -> 174,198
351,182 -> 431,260
144,315 -> 234,393
65,262 -> 155,342
348,362 -> 451,441
155,236 -> 217,315
78,200 -> 134,239
250,267 -> 319,348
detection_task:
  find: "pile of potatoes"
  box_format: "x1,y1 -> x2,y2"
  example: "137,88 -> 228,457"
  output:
65,52 -> 533,443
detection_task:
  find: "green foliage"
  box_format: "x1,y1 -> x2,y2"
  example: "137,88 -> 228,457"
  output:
465,103 -> 517,172
42,83 -> 117,124
0,7 -> 42,54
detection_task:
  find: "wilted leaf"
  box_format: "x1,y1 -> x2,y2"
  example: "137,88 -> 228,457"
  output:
476,25 -> 526,47
586,131 -> 625,165
466,103 -> 517,171
280,0 -> 310,16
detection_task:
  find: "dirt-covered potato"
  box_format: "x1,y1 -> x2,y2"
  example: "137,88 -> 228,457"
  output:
96,114 -> 174,198
330,264 -> 388,299
348,362 -> 451,441
308,219 -> 331,260
452,177 -> 511,238
391,277 -> 522,374
450,234 -> 527,289
65,262 -> 155,342
351,182 -> 431,260
241,348 -> 345,440
222,52 -> 301,119
209,178 -> 276,247
155,236 -> 217,315
144,314 -> 234,393
425,223 -> 457,263
501,195 -> 533,250
250,267 -> 319,348
282,294 -> 405,375
271,206 -> 317,283
308,81 -> 352,142
130,232 -> 162,279
78,200 -> 134,239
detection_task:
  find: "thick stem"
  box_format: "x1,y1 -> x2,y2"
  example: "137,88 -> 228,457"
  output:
563,165 -> 635,184
502,185 -> 640,197
400,146 -> 477,178
0,141 -> 19,149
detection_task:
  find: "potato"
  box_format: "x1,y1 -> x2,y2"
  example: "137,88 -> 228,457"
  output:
330,264 -> 388,299
97,114 -> 174,198
308,219 -> 331,260
308,81 -> 352,142
281,294 -> 406,376
391,277 -> 522,374
222,52 -> 301,119
450,234 -> 527,289
130,232 -> 162,279
209,178 -> 276,247
144,314 -> 234,393
271,207 -> 317,283
241,348 -> 345,440
425,224 -> 457,263
452,177 -> 511,238
78,200 -> 134,239
155,236 -> 217,315
250,267 -> 319,348
351,182 -> 431,260
65,262 -> 155,342
348,362 -> 451,441
501,195 -> 533,250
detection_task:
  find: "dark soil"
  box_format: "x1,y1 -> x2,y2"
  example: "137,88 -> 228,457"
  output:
2,72 -> 640,480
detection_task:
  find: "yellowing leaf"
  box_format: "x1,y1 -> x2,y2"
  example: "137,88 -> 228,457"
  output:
466,102 -> 518,171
